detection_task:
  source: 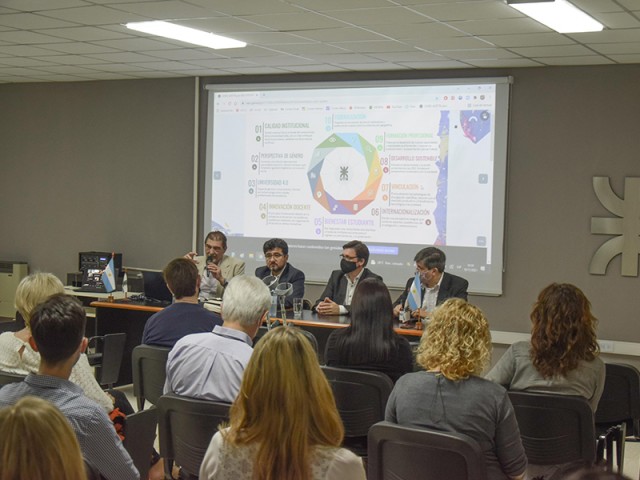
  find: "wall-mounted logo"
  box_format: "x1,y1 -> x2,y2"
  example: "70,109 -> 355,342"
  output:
590,176 -> 640,276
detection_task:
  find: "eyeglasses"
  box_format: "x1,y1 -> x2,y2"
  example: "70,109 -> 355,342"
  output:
265,253 -> 284,259
340,254 -> 358,261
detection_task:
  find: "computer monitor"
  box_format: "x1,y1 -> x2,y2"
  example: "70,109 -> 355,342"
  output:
141,270 -> 173,304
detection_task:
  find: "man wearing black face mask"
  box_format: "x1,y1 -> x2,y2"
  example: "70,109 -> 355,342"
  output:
314,240 -> 383,315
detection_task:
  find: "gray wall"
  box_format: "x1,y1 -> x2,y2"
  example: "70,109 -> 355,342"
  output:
0,77 -> 196,279
1,65 -> 639,346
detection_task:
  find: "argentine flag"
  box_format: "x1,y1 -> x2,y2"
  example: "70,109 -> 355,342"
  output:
407,272 -> 422,310
102,256 -> 116,293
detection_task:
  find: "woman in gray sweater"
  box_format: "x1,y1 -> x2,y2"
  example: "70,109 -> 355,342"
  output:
385,298 -> 527,480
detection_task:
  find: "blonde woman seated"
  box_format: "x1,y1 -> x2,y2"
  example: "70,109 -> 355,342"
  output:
486,283 -> 605,411
385,298 -> 527,480
199,327 -> 366,480
0,273 -> 113,412
0,396 -> 86,480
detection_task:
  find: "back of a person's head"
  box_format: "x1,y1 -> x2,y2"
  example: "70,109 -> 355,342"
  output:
29,294 -> 86,365
226,327 -> 343,480
221,276 -> 271,329
14,273 -> 64,325
163,257 -> 198,299
0,396 -> 86,480
530,283 -> 599,378
417,298 -> 491,380
342,278 -> 396,362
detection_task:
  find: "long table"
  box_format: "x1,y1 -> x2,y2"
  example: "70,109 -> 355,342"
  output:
91,300 -> 424,385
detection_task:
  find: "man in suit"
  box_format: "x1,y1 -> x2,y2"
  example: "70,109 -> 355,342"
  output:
185,230 -> 245,300
315,240 -> 382,315
393,246 -> 468,321
254,238 -> 305,308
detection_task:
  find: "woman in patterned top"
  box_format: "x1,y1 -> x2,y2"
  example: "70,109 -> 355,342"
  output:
199,326 -> 366,480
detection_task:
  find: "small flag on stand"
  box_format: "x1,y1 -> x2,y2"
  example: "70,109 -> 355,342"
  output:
407,272 -> 421,311
102,253 -> 117,293
122,269 -> 128,297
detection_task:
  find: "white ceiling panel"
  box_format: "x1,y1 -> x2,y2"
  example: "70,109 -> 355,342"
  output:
0,0 -> 635,83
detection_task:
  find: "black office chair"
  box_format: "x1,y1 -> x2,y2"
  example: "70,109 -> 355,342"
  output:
0,370 -> 26,386
508,391 -> 597,477
131,344 -> 171,411
157,393 -> 231,479
253,326 -> 318,353
86,332 -> 126,388
321,366 -> 394,456
368,421 -> 488,480
123,407 -> 159,480
595,363 -> 640,473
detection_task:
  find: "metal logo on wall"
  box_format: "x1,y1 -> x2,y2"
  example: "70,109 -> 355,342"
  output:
590,176 -> 640,276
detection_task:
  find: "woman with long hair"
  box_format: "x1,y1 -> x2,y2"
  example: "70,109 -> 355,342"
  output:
324,277 -> 413,382
0,396 -> 86,480
199,327 -> 366,480
486,283 -> 605,411
386,298 -> 527,480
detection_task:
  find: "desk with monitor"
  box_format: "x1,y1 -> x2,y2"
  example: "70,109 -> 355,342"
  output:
91,300 -> 423,385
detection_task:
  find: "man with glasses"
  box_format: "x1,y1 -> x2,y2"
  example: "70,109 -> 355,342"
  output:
393,246 -> 468,321
314,240 -> 382,315
254,238 -> 305,308
185,230 -> 245,301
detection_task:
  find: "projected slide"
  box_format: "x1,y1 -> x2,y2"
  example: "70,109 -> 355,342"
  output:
205,79 -> 509,293
211,86 -> 493,247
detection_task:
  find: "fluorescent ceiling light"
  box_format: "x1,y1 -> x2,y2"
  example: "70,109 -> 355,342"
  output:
507,0 -> 604,33
125,21 -> 246,49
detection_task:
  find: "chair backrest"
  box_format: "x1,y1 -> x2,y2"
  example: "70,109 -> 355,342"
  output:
131,344 -> 171,411
0,370 -> 26,386
321,366 -> 393,438
157,393 -> 231,478
123,407 -> 158,480
595,363 -> 640,435
368,421 -> 488,480
88,332 -> 127,387
508,391 -> 596,465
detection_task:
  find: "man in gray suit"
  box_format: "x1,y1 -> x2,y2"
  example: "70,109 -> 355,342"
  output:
185,230 -> 245,300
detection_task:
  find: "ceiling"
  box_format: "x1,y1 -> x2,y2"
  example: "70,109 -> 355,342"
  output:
0,0 -> 639,84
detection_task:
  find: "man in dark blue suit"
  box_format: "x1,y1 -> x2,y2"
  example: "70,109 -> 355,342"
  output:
393,247 -> 468,321
254,238 -> 305,308
314,240 -> 382,315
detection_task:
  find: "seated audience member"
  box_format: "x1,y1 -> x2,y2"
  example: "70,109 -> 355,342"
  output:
199,327 -> 366,480
0,294 -> 138,480
314,240 -> 382,316
0,396 -> 87,480
486,283 -> 605,412
142,257 -> 222,347
386,298 -> 527,480
0,273 -> 114,413
324,278 -> 413,382
165,275 -> 270,402
393,246 -> 468,321
254,238 -> 305,308
185,230 -> 245,301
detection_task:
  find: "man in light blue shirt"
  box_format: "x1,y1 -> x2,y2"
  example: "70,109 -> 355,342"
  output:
0,294 -> 139,480
164,275 -> 271,402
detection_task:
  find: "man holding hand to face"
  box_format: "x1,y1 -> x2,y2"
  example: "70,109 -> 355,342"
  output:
185,230 -> 245,301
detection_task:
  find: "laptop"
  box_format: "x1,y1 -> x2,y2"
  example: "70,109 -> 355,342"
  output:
141,270 -> 173,305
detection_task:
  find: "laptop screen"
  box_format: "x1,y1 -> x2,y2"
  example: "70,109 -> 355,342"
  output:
142,270 -> 173,303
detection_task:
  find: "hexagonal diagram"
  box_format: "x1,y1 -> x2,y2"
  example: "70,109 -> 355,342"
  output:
308,133 -> 382,215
